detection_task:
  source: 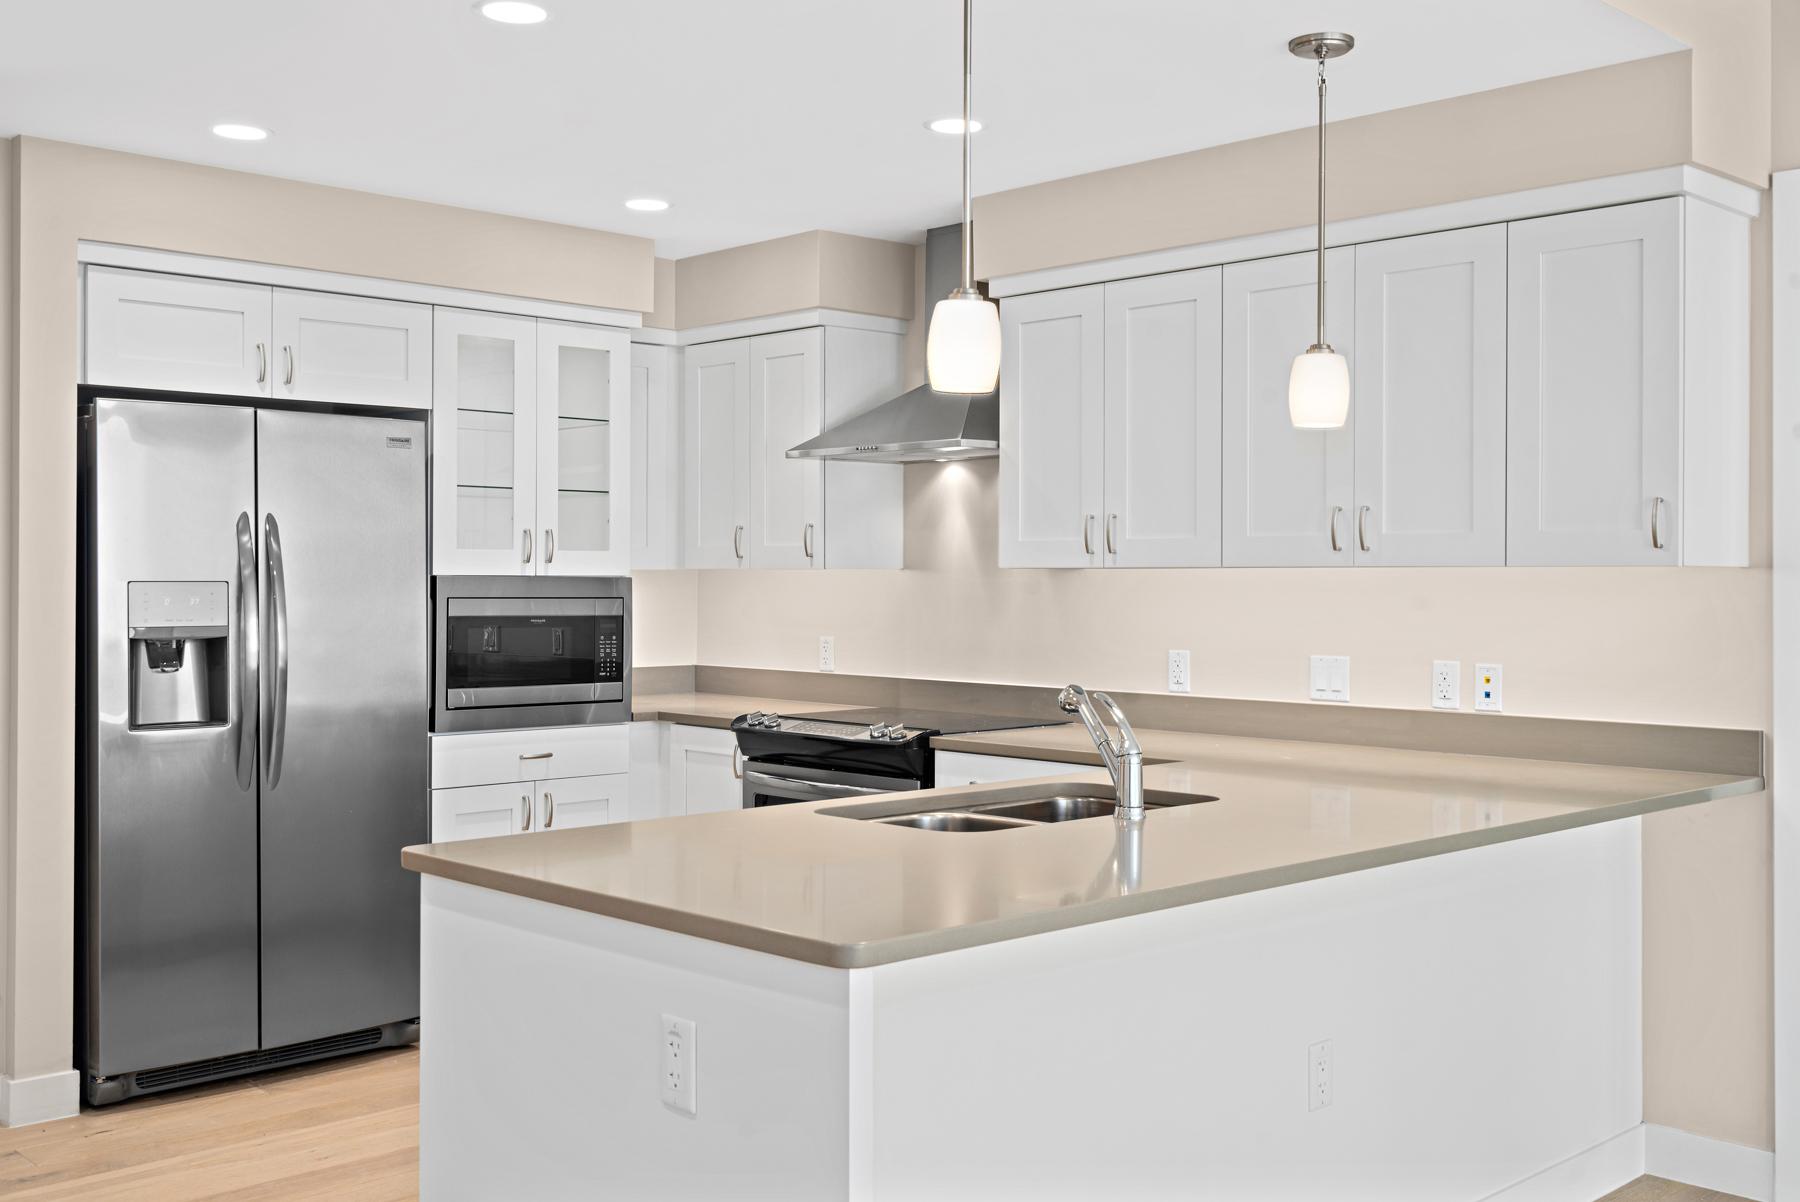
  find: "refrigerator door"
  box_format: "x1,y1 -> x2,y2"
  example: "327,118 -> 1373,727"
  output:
88,399 -> 261,1074
257,409 -> 428,1047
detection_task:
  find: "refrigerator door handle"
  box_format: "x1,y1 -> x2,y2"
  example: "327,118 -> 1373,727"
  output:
234,511 -> 259,791
262,513 -> 290,790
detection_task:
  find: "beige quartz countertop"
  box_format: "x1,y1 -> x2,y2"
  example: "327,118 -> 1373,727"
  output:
407,698 -> 1760,968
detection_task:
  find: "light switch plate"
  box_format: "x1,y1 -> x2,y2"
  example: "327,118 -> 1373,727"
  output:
818,636 -> 836,673
1431,660 -> 1461,710
661,1013 -> 697,1116
1309,655 -> 1350,703
1168,650 -> 1191,693
1475,663 -> 1503,712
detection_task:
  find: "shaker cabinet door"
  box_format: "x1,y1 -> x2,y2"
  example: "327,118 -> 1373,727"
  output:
431,308 -> 538,575
682,339 -> 753,569
1352,226 -> 1507,566
85,266 -> 273,397
1506,199 -> 1681,565
536,319 -> 631,576
431,782 -> 530,843
630,343 -> 682,569
1102,268 -> 1223,568
747,328 -> 825,570
1221,249 -> 1356,567
999,285 -> 1106,568
272,288 -> 431,409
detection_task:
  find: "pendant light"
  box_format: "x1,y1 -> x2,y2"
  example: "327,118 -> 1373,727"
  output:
925,0 -> 1001,395
1287,32 -> 1354,430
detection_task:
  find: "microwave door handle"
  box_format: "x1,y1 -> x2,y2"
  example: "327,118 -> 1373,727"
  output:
262,513 -> 290,791
234,511 -> 259,791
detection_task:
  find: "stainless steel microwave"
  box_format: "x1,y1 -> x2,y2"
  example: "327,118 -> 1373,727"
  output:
431,575 -> 631,732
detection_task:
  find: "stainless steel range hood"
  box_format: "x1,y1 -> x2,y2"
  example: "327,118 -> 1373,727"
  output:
787,224 -> 998,463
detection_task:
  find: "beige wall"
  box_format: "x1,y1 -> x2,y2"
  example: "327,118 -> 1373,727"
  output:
0,138 -> 15,1080
645,256 -> 679,329
1777,0 -> 1800,171
674,230 -> 916,328
0,136 -> 654,1085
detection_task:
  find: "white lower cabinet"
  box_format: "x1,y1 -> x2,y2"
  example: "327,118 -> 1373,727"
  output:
431,781 -> 530,843
533,773 -> 624,832
429,725 -> 630,842
666,723 -> 744,815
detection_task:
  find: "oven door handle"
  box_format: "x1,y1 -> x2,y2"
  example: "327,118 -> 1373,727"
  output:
743,769 -> 898,801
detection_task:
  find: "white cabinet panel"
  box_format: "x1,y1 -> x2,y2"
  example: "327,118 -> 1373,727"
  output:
536,319 -> 631,575
934,751 -> 1086,787
432,308 -> 537,575
430,724 -> 630,791
668,724 -> 742,815
537,773 -> 626,832
682,340 -> 752,569
819,327 -> 906,569
272,288 -> 431,408
1507,199 -> 1681,565
1102,269 -> 1223,567
431,781 -> 529,843
1353,227 -> 1506,566
630,343 -> 682,569
85,266 -> 272,396
999,285 -> 1106,568
1222,249 -> 1355,567
748,328 -> 824,570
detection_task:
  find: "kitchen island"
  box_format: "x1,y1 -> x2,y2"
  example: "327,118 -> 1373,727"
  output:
404,726 -> 1756,1202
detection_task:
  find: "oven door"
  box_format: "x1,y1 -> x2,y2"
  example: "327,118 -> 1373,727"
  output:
741,761 -> 921,809
443,596 -> 624,710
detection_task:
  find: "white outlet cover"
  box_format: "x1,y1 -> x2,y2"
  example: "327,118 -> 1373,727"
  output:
1168,649 -> 1191,694
1308,1038 -> 1333,1111
661,1013 -> 697,1116
1475,663 -> 1503,712
818,635 -> 836,673
1431,660 -> 1461,710
1309,655 -> 1350,703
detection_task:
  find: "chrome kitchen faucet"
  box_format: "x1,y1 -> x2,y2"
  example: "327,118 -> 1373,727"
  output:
1057,684 -> 1145,821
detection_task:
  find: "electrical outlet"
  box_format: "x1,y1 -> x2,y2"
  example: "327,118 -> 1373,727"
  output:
818,636 -> 835,673
1168,650 -> 1191,693
1431,660 -> 1461,710
1474,663 -> 1503,713
661,1014 -> 697,1116
1308,1039 -> 1333,1111
1309,655 -> 1350,703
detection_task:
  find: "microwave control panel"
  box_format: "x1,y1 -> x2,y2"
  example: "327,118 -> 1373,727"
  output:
596,625 -> 623,682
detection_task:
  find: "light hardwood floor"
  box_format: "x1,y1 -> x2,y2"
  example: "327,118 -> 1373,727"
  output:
0,1047 -> 1754,1201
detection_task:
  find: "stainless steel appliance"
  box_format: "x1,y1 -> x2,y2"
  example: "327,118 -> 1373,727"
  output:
432,575 -> 631,732
78,393 -> 428,1105
730,708 -> 1065,807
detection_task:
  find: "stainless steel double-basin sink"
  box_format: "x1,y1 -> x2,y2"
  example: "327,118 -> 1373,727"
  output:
822,786 -> 1215,832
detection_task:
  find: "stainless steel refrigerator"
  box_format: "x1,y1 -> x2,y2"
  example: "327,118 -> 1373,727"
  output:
78,394 -> 428,1104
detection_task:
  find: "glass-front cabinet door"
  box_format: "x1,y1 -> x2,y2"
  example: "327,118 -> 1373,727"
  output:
433,308 -> 538,575
535,320 -> 631,576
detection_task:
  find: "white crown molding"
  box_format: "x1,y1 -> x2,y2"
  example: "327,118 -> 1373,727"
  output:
0,1069 -> 80,1127
630,326 -> 680,346
986,165 -> 1763,299
676,308 -> 909,346
77,241 -> 645,329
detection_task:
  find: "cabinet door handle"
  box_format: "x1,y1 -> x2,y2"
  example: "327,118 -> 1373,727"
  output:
1106,513 -> 1118,555
283,345 -> 295,387
1083,514 -> 1095,556
731,746 -> 744,781
1357,505 -> 1371,553
733,524 -> 744,561
1651,496 -> 1666,550
1329,505 -> 1343,553
518,751 -> 554,762
803,522 -> 815,560
255,342 -> 268,385
520,793 -> 532,832
522,527 -> 533,564
543,791 -> 555,829
544,528 -> 555,564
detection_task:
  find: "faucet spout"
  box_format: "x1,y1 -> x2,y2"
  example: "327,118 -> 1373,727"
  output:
1058,684 -> 1145,821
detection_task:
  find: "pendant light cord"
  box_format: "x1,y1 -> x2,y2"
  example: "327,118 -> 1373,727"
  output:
1315,51 -> 1327,347
961,0 -> 975,294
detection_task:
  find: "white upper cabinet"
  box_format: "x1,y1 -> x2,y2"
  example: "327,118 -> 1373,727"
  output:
999,285 -> 1106,568
432,308 -> 538,575
682,339 -> 752,569
86,267 -> 273,396
1102,269 -> 1223,568
818,327 -> 907,570
271,288 -> 432,409
1222,249 -> 1355,567
1352,226 -> 1507,566
747,328 -> 825,570
630,342 -> 682,570
535,319 -> 631,576
1507,199 -> 1682,566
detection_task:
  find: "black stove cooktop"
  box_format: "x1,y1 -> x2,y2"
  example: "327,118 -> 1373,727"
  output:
729,707 -> 1067,787
790,708 -> 1065,737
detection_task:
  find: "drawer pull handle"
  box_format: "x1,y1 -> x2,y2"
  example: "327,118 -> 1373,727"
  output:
519,751 -> 554,761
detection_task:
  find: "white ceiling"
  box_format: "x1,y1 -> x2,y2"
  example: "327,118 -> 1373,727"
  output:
0,1 -> 1681,258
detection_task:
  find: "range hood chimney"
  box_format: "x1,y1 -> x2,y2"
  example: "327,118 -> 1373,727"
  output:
786,224 -> 998,463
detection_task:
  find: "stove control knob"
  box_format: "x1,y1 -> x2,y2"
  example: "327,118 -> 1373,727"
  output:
868,723 -> 889,739
743,711 -> 765,726
887,726 -> 909,740
761,714 -> 782,728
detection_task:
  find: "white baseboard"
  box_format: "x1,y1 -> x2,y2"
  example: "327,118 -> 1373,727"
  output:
0,1068 -> 80,1127
1484,1126 -> 1645,1202
1644,1123 -> 1774,1202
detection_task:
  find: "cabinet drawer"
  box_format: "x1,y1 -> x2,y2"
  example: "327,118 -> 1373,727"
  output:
431,724 -> 630,790
431,782 -> 529,843
538,772 -> 627,832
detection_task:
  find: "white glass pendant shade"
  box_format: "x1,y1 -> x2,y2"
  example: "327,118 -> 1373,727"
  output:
1288,346 -> 1350,429
927,294 -> 1002,394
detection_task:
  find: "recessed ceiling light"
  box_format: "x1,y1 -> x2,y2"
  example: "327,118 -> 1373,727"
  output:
624,198 -> 670,213
478,1 -> 548,24
211,123 -> 269,142
926,117 -> 982,135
